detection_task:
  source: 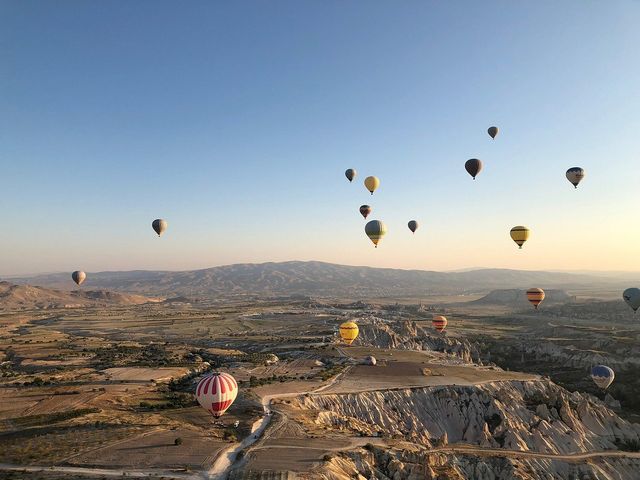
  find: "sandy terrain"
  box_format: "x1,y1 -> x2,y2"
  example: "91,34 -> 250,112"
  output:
324,361 -> 539,394
102,367 -> 189,382
70,427 -> 228,469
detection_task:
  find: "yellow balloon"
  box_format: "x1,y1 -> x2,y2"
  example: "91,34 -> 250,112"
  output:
364,176 -> 380,195
510,226 -> 530,249
339,321 -> 359,346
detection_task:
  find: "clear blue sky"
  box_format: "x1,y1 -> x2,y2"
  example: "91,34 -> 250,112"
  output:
2,1 -> 640,275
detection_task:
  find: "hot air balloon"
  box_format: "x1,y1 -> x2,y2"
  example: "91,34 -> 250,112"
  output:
195,372 -> 238,418
465,159 -> 483,180
359,205 -> 372,219
566,167 -> 585,189
408,220 -> 418,233
432,315 -> 447,332
526,288 -> 545,310
365,220 -> 387,247
345,169 -> 356,183
71,271 -> 86,286
510,226 -> 530,249
364,176 -> 379,195
488,126 -> 499,139
591,365 -> 615,390
364,356 -> 377,366
339,321 -> 359,346
623,288 -> 640,312
152,219 -> 168,237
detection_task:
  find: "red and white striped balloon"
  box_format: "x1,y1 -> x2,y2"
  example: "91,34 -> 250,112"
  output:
195,372 -> 238,418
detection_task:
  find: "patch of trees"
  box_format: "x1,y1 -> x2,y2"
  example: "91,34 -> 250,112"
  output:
2,408 -> 100,430
616,438 -> 640,452
319,364 -> 345,381
91,343 -> 185,369
139,392 -> 195,411
246,374 -> 296,387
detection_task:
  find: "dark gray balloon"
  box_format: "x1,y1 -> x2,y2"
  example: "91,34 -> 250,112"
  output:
465,159 -> 483,180
72,271 -> 86,286
345,169 -> 356,182
152,219 -> 168,236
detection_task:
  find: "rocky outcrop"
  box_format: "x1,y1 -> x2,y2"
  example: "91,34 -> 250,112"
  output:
292,380 -> 640,454
519,341 -> 640,370
319,447 -> 640,480
356,319 -> 479,364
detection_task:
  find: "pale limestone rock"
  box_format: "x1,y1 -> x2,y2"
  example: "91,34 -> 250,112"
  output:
536,403 -> 551,421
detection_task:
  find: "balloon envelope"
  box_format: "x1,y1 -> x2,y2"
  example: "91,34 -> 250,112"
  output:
195,372 -> 238,418
432,315 -> 447,332
71,271 -> 86,286
488,126 -> 499,139
152,219 -> 168,236
359,205 -> 372,219
364,176 -> 380,194
408,220 -> 418,233
566,167 -> 585,188
591,365 -> 614,390
339,321 -> 359,346
623,288 -> 640,312
365,220 -> 387,247
345,169 -> 356,182
510,226 -> 530,248
526,288 -> 545,309
465,159 -> 483,179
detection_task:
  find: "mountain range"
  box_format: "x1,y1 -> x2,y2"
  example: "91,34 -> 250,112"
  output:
3,261 -> 631,299
0,281 -> 157,310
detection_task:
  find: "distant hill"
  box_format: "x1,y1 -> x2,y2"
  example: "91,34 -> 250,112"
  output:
4,261 -> 628,299
0,281 -> 158,310
467,289 -> 573,308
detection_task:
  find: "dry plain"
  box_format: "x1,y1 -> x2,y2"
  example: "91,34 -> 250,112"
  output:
2,290 -> 640,479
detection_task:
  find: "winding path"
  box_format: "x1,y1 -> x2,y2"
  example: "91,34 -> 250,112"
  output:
3,346 -> 640,480
424,444 -> 640,462
0,463 -> 197,479
207,365 -> 351,479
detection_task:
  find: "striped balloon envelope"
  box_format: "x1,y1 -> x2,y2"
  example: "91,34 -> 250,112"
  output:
591,365 -> 615,390
432,315 -> 447,333
526,288 -> 545,309
339,321 -> 359,346
195,372 -> 238,418
510,226 -> 530,249
365,220 -> 387,248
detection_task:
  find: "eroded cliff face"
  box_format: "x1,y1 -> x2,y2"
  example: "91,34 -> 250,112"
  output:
519,341 -> 640,370
320,447 -> 640,480
357,319 -> 479,364
291,380 -> 640,454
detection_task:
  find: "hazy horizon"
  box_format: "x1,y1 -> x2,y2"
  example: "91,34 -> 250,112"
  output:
3,1 -> 640,275
3,259 -> 640,279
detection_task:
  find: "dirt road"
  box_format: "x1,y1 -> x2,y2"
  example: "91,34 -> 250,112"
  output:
207,366 -> 351,479
425,444 -> 640,461
0,463 -> 197,479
